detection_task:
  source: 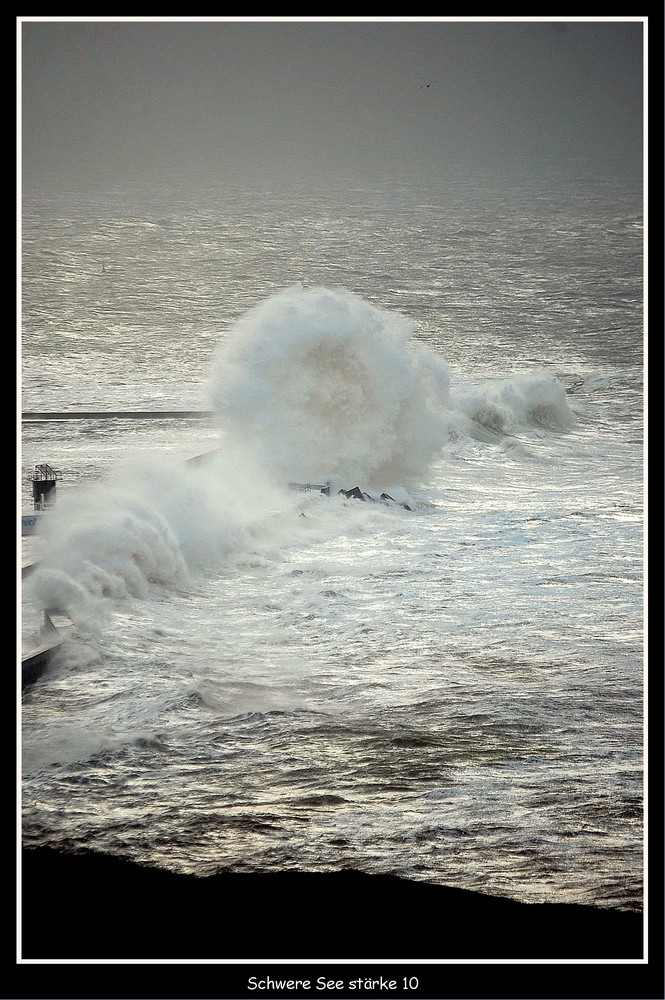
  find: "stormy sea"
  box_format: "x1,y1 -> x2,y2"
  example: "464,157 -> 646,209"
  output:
19,177 -> 646,990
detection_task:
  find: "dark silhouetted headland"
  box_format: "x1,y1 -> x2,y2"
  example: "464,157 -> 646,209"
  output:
21,846 -> 642,961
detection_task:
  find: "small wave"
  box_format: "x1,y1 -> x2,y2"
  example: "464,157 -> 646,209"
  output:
452,372 -> 574,435
294,794 -> 350,807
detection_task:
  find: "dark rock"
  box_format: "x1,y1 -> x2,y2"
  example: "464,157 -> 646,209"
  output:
339,486 -> 366,501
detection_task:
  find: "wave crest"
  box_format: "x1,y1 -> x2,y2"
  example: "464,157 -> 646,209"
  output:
454,373 -> 574,435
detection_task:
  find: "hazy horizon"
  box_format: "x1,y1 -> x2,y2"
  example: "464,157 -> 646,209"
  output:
19,18 -> 644,197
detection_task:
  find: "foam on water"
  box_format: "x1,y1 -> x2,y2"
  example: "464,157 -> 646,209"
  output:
20,184 -> 643,915
452,372 -> 574,436
27,446 -> 283,623
26,285 -> 576,630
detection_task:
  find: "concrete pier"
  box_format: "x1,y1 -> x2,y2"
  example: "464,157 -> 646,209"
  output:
21,611 -> 72,689
21,463 -> 66,688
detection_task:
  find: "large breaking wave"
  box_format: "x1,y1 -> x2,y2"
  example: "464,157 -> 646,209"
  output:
26,284 -> 573,622
208,284 -> 452,489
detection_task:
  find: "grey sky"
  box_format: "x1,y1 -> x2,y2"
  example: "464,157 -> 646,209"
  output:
20,18 -> 644,193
